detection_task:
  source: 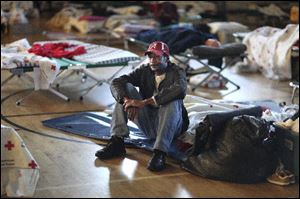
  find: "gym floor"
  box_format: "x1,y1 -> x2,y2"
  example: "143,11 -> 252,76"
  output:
1,18 -> 299,198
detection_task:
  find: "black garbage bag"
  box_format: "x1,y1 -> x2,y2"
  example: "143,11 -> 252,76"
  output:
191,106 -> 263,156
182,115 -> 277,183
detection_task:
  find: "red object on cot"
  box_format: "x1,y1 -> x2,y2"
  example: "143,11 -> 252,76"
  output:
28,43 -> 86,58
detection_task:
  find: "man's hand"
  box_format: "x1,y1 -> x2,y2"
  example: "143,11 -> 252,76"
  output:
123,97 -> 145,121
123,97 -> 145,111
205,39 -> 221,47
126,107 -> 139,121
123,97 -> 156,121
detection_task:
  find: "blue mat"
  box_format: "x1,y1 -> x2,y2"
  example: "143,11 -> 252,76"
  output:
42,112 -> 189,161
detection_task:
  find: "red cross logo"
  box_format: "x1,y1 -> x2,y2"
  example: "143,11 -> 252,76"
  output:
4,141 -> 15,151
28,160 -> 38,169
50,65 -> 56,71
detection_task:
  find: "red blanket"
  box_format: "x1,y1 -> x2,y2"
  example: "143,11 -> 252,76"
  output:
28,43 -> 86,58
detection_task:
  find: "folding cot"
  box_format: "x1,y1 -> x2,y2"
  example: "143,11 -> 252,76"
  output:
176,43 -> 247,95
1,40 -> 141,105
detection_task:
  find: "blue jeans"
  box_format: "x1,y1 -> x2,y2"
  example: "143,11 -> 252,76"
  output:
111,83 -> 183,153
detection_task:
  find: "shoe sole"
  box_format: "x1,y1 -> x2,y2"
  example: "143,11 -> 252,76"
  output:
267,175 -> 296,186
95,152 -> 126,160
147,164 -> 166,172
267,178 -> 290,186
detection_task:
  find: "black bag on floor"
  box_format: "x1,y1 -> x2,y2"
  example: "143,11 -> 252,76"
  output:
182,115 -> 277,183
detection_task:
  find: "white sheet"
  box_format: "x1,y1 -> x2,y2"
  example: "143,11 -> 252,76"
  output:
243,24 -> 299,80
180,95 -> 252,144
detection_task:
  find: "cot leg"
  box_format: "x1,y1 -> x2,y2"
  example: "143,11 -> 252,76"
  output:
290,82 -> 299,104
124,39 -> 129,50
82,69 -> 102,82
1,74 -> 15,87
55,70 -> 77,88
48,87 -> 70,102
79,82 -> 104,100
291,87 -> 297,104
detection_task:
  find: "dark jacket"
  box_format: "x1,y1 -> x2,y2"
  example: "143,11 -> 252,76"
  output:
110,62 -> 189,133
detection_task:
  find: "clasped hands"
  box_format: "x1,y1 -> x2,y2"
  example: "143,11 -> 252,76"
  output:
123,97 -> 146,121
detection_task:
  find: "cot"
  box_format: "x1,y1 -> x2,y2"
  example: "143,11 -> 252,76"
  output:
1,40 -> 141,105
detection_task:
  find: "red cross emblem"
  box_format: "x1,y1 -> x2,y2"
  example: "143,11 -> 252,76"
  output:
4,141 -> 15,151
28,160 -> 38,169
50,65 -> 56,71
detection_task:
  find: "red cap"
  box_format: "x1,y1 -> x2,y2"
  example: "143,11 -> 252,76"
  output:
145,41 -> 170,57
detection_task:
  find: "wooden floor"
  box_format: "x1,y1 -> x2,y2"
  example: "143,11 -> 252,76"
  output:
1,18 -> 299,198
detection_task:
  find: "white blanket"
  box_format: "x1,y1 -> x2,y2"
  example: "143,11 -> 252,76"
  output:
243,24 -> 299,80
176,95 -> 252,144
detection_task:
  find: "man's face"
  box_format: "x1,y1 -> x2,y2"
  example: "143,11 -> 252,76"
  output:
147,53 -> 168,72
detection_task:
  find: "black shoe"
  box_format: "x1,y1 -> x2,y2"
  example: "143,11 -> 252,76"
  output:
147,150 -> 166,171
95,136 -> 126,159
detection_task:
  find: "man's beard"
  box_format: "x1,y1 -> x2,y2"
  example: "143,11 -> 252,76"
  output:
150,63 -> 167,72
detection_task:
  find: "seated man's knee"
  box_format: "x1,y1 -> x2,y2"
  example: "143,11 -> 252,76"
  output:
125,83 -> 141,100
160,100 -> 182,112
